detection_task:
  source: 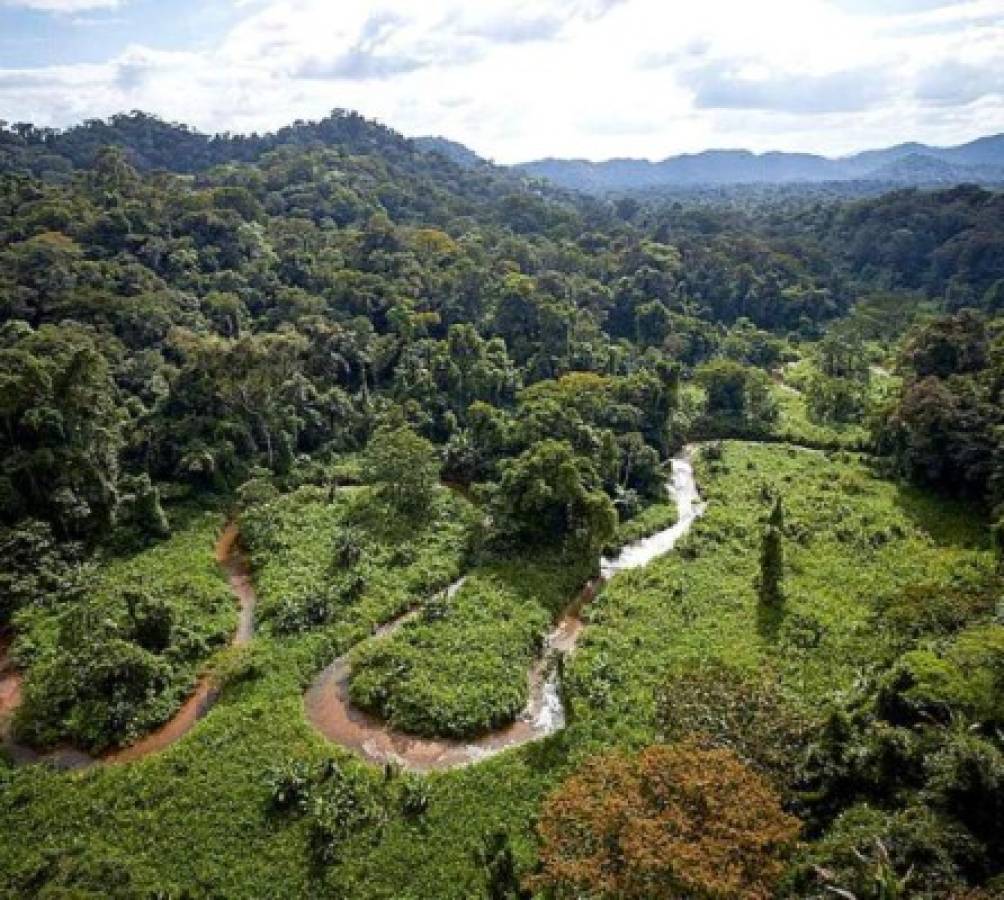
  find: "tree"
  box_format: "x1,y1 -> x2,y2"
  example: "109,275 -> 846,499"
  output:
806,371 -> 867,425
756,495 -> 784,607
697,358 -> 747,416
696,359 -> 778,432
634,299 -> 671,348
902,311 -> 987,379
120,474 -> 170,540
532,743 -> 801,899
0,323 -> 123,538
490,440 -> 615,555
0,519 -> 86,626
362,423 -> 440,516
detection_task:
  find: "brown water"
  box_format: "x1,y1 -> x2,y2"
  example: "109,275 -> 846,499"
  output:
0,635 -> 22,731
0,520 -> 255,769
305,448 -> 704,772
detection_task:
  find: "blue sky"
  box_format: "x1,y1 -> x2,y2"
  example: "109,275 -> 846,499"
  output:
0,1 -> 245,67
1,0 -> 1002,162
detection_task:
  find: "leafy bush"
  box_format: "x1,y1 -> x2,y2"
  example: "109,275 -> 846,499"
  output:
308,769 -> 386,866
658,662 -> 813,791
9,511 -> 232,751
265,760 -> 314,813
398,776 -> 430,819
784,804 -> 983,899
244,484 -> 475,638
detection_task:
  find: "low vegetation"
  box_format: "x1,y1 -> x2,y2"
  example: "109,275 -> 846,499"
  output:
10,509 -> 233,751
349,552 -> 594,738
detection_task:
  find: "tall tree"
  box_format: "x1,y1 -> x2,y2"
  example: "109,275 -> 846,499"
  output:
757,495 -> 785,607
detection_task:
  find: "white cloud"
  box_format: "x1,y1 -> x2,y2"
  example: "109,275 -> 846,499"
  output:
0,0 -> 1002,161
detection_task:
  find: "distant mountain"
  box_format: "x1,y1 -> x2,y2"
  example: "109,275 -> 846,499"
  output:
514,134 -> 1004,192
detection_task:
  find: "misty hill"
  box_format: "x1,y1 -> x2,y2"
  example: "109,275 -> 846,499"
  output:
515,133 -> 1004,192
412,135 -> 488,169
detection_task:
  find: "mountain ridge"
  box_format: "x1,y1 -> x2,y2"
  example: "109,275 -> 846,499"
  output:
513,133 -> 1004,191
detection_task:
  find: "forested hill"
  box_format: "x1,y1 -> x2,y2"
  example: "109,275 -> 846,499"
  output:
1,109 -> 1002,554
1,110 -> 503,189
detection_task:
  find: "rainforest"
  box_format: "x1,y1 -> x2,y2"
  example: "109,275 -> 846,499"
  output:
0,110 -> 1003,898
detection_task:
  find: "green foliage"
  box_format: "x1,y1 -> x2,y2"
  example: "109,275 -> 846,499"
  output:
10,510 -> 232,750
361,423 -> 440,517
0,323 -> 122,538
489,439 -> 616,555
0,442 -> 995,898
0,518 -> 86,626
398,775 -> 431,819
695,358 -> 779,433
756,495 -> 785,607
118,474 -> 170,540
475,831 -> 530,900
785,805 -> 982,899
565,441 -> 988,734
878,625 -> 1004,728
658,662 -> 812,792
308,768 -> 387,867
806,371 -> 870,425
605,494 -> 677,553
876,311 -> 1003,503
0,106 -> 1002,897
265,759 -> 314,813
348,552 -> 592,738
242,484 -> 475,640
874,566 -> 998,644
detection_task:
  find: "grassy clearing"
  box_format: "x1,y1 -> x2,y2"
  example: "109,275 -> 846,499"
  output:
0,442 -> 992,898
349,552 -> 594,738
244,484 -> 476,643
566,441 -> 990,737
769,385 -> 870,450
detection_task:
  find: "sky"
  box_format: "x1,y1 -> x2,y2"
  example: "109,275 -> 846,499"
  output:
0,0 -> 1002,163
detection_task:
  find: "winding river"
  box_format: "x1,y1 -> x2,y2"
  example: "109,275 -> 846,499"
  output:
304,446 -> 705,772
0,522 -> 255,770
1,447 -> 704,773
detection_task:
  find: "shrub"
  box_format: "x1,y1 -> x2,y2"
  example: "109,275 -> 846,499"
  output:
475,831 -> 530,900
784,804 -> 983,899
398,776 -> 430,819
308,770 -> 386,866
926,732 -> 1004,857
876,571 -> 999,645
658,663 -> 813,791
265,760 -> 314,813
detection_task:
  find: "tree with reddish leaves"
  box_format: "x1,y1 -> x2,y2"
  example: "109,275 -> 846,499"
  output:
532,742 -> 801,899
